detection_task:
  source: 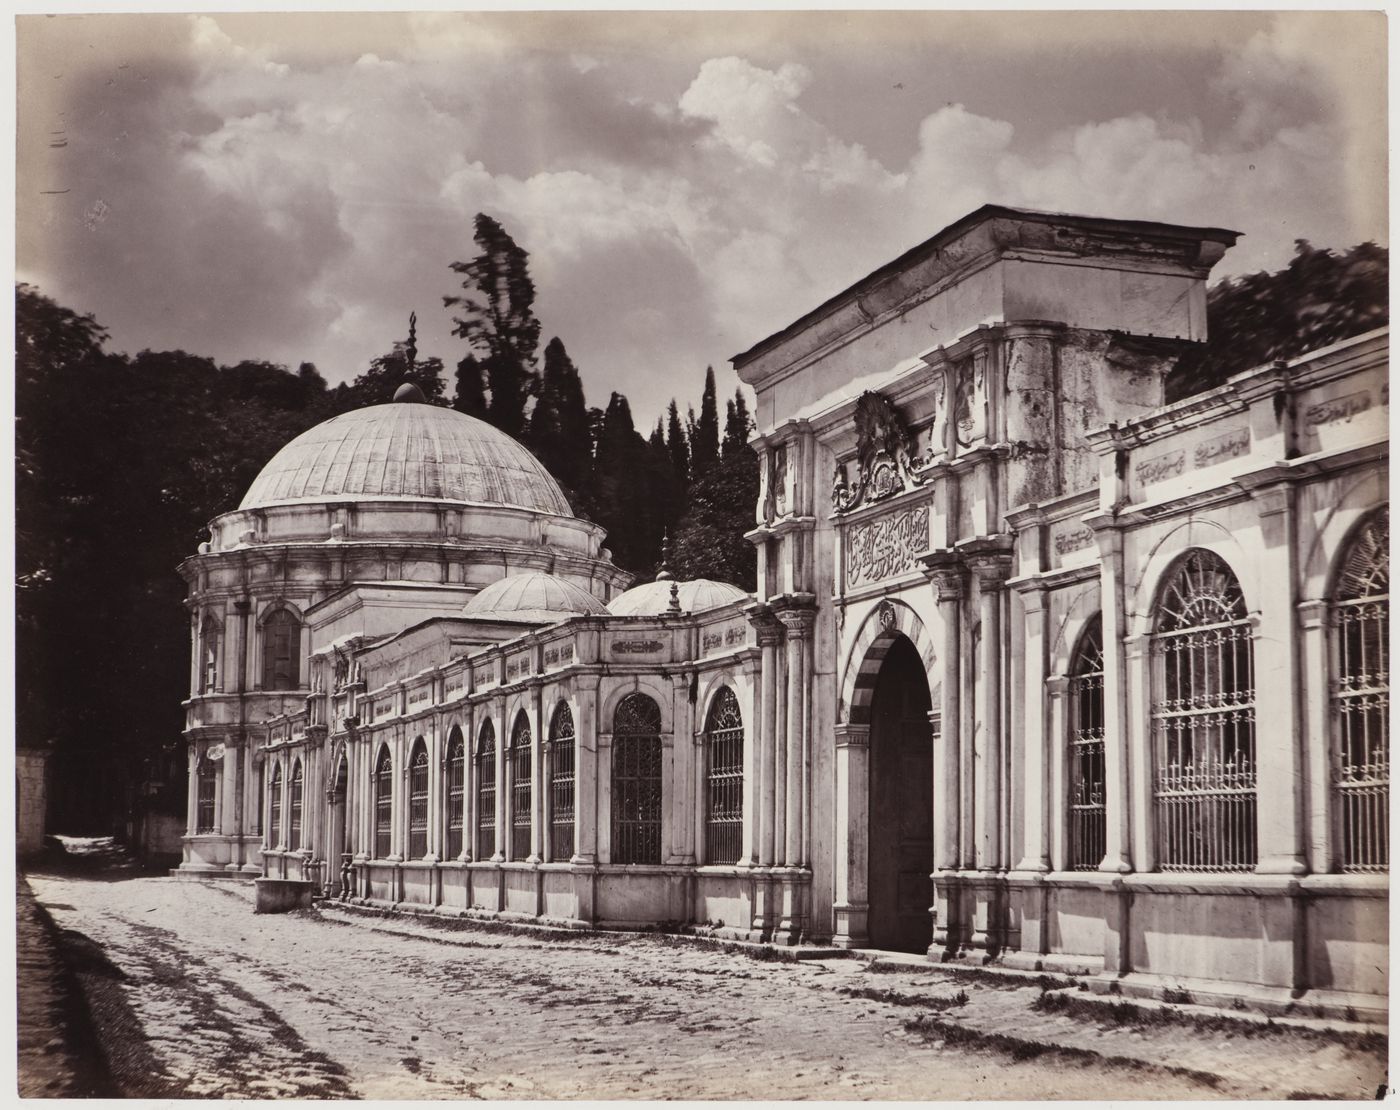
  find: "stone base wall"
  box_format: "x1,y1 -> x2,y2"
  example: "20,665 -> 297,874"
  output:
16,749 -> 48,857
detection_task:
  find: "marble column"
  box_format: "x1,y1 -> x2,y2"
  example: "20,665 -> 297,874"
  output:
573,679 -> 600,864
778,605 -> 815,868
831,722 -> 870,947
969,556 -> 1009,870
1090,521 -> 1134,874
751,611 -> 782,867
1015,583 -> 1053,872
923,560 -> 964,872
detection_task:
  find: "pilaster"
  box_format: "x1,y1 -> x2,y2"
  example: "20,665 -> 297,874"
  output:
1014,583 -> 1052,872
921,552 -> 965,873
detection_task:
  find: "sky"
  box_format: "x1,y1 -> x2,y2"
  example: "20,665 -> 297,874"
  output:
15,10 -> 1388,425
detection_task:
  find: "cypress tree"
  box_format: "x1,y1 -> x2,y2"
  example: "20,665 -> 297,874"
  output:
692,366 -> 720,476
723,388 -> 752,456
454,354 -> 488,418
665,399 -> 690,486
530,337 -> 593,506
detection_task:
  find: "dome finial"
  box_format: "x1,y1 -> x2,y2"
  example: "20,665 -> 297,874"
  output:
667,580 -> 682,613
405,310 -> 418,373
655,531 -> 674,582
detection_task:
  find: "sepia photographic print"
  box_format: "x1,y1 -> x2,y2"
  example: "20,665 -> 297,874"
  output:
14,7 -> 1390,1100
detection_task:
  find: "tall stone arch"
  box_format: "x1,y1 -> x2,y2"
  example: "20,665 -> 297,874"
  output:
840,598 -> 937,725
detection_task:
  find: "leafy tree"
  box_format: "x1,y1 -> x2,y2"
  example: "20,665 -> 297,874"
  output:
348,343 -> 447,407
529,337 -> 593,511
1168,240 -> 1388,401
444,213 -> 542,438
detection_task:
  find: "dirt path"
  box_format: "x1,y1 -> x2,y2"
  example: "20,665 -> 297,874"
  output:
25,868 -> 1388,1100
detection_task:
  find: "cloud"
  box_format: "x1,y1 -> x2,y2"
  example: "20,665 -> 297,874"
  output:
15,12 -> 1386,431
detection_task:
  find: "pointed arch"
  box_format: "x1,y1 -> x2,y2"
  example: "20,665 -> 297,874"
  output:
840,598 -> 936,726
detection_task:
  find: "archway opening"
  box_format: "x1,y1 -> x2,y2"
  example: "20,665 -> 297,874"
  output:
867,634 -> 934,953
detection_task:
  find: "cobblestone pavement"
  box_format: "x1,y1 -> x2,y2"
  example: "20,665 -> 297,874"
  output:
25,867 -> 1389,1100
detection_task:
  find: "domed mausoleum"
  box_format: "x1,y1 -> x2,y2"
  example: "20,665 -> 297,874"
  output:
178,205 -> 1387,1019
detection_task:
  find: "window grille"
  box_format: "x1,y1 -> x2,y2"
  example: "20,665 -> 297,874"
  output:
445,729 -> 465,860
269,766 -> 283,847
408,741 -> 429,859
1151,549 -> 1256,872
374,747 -> 393,859
196,758 -> 217,833
549,702 -> 576,861
704,688 -> 744,864
1332,508 -> 1389,872
612,694 -> 663,865
289,761 -> 303,850
510,712 -> 533,860
475,720 -> 497,860
1068,618 -> 1106,870
262,609 -> 301,691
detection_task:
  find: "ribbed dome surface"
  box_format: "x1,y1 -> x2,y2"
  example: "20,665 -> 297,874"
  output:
240,402 -> 572,515
607,578 -> 749,616
464,572 -> 609,622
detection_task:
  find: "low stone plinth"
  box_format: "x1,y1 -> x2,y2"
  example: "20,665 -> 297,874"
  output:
254,878 -> 316,914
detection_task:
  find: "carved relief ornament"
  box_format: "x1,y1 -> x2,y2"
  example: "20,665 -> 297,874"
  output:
831,390 -> 943,513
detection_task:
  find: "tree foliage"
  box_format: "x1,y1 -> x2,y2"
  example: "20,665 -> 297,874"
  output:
444,213 -> 542,438
1168,240 -> 1389,401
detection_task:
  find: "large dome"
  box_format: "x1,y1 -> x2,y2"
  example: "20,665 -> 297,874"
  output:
240,400 -> 572,515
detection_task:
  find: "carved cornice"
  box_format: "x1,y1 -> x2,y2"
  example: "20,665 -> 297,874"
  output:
834,723 -> 870,748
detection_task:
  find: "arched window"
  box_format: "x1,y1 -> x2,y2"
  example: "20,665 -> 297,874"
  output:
475,720 -> 497,860
445,728 -> 466,860
1332,507 -> 1389,872
1068,618 -> 1106,870
195,756 -> 218,834
374,746 -> 393,859
1151,550 -> 1256,872
510,711 -> 533,861
262,608 -> 301,691
549,702 -> 576,861
408,740 -> 430,859
200,616 -> 221,694
704,688 -> 744,865
612,693 -> 663,865
268,764 -> 283,848
289,760 -> 304,850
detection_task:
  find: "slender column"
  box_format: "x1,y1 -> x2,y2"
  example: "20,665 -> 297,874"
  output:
670,672 -> 695,865
1015,584 -> 1052,872
831,722 -> 870,947
923,560 -> 964,871
773,624 -> 789,867
738,671 -> 758,866
389,730 -> 405,862
969,557 -> 1009,870
1247,483 -> 1307,874
751,611 -> 782,866
778,606 -> 815,867
186,747 -> 199,837
1091,521 -> 1134,873
529,685 -> 544,864
1046,678 -> 1071,871
425,724 -> 441,863
1124,634 -> 1154,872
573,679 -> 600,864
492,697 -> 507,862
1298,600 -> 1332,872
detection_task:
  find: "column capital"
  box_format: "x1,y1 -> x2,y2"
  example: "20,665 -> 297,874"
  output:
745,602 -> 785,646
1297,598 -> 1330,628
920,548 -> 966,601
775,605 -> 816,638
1045,674 -> 1071,697
964,549 -> 1014,588
834,723 -> 870,748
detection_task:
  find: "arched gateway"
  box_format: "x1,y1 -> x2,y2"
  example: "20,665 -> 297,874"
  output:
833,600 -> 937,952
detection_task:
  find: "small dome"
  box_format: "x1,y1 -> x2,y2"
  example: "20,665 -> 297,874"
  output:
240,402 -> 572,515
464,572 -> 609,622
607,578 -> 749,616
